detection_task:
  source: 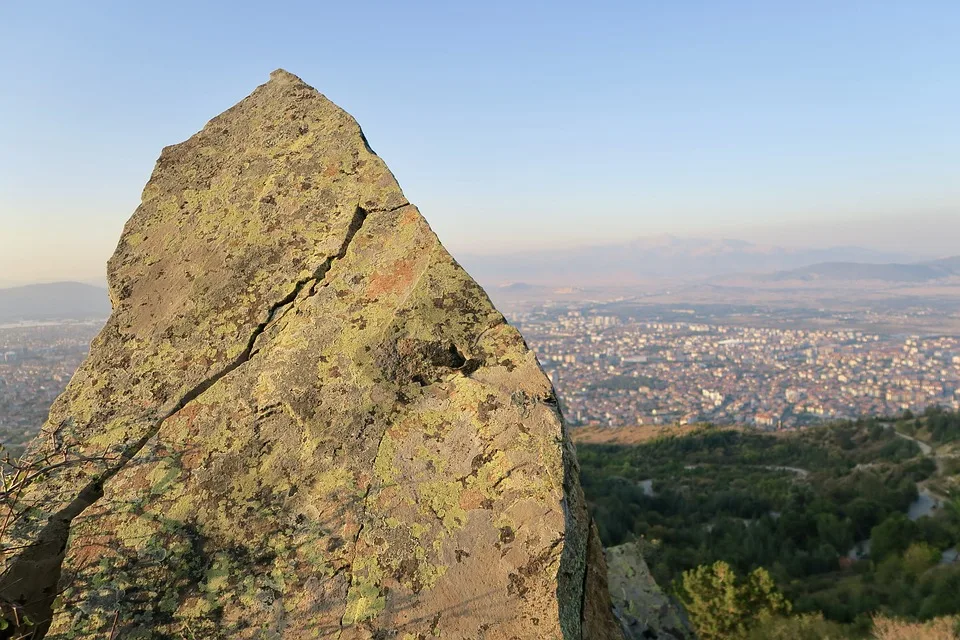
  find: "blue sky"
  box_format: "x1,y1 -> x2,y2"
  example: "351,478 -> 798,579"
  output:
1,1 -> 958,284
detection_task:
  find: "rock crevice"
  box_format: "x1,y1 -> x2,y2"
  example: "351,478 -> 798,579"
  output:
0,201 -> 376,637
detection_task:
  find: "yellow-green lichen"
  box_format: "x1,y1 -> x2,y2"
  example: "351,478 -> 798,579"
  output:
147,456 -> 181,495
204,555 -> 232,592
310,466 -> 355,497
412,544 -> 448,590
341,554 -> 386,625
373,431 -> 400,484
418,481 -> 466,531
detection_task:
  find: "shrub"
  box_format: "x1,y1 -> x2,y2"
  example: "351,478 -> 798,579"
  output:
872,615 -> 960,640
747,613 -> 848,640
678,561 -> 790,640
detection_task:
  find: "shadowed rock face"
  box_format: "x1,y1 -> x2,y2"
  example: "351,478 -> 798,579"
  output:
3,71 -> 621,639
605,543 -> 695,640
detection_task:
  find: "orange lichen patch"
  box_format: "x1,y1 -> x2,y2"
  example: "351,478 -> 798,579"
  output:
68,530 -> 122,568
116,459 -> 161,494
458,488 -> 487,511
366,258 -> 418,298
171,402 -> 202,434
400,207 -> 421,226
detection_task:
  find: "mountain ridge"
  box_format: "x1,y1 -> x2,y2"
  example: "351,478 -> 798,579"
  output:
758,255 -> 960,283
0,282 -> 111,322
458,237 -> 917,286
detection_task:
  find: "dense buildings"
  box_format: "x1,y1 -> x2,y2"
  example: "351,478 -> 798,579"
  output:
0,322 -> 100,452
511,309 -> 960,429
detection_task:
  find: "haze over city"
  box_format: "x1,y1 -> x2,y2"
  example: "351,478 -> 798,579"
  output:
2,1 -> 959,286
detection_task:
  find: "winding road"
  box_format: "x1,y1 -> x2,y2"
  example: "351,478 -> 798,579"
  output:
883,423 -> 950,520
890,427 -> 933,456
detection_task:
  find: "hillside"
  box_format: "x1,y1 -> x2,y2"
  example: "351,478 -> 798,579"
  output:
928,256 -> 960,272
577,415 -> 960,637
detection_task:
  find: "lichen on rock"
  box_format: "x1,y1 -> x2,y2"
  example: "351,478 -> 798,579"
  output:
605,542 -> 695,640
1,70 -> 622,639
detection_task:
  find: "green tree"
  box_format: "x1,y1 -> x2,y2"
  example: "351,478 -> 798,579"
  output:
678,561 -> 790,640
902,542 -> 940,578
898,419 -> 917,436
871,513 -> 919,561
816,512 -> 854,553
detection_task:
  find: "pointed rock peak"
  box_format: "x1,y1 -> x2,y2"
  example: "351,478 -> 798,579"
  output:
3,74 -> 623,639
268,67 -> 305,84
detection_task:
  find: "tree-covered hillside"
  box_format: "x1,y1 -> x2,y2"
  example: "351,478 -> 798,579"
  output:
578,412 -> 960,636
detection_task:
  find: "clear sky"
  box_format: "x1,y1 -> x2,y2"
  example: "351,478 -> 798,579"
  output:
1,1 -> 958,285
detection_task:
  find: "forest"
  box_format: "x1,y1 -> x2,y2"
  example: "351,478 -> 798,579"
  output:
900,405 -> 960,445
578,408 -> 960,636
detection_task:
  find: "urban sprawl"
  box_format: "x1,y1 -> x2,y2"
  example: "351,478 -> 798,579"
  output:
0,322 -> 100,451
511,309 -> 960,429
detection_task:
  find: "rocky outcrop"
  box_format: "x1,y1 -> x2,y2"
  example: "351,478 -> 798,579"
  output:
605,543 -> 695,640
1,70 -> 621,639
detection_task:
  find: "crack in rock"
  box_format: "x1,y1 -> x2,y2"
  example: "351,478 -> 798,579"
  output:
0,206 -> 372,639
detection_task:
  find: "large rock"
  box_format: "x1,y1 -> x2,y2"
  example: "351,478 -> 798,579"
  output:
1,71 -> 621,639
605,543 -> 695,640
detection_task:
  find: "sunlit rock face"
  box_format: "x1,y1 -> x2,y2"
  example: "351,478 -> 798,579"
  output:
3,70 -> 621,639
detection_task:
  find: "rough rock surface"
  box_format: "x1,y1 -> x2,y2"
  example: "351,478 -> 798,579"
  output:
1,71 -> 621,639
605,543 -> 695,640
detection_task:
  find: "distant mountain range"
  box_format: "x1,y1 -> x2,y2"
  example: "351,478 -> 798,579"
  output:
458,235 -> 917,287
761,256 -> 960,283
0,282 -> 111,323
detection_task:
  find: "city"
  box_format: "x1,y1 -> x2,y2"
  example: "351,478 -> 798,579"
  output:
512,308 -> 960,429
0,321 -> 101,452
